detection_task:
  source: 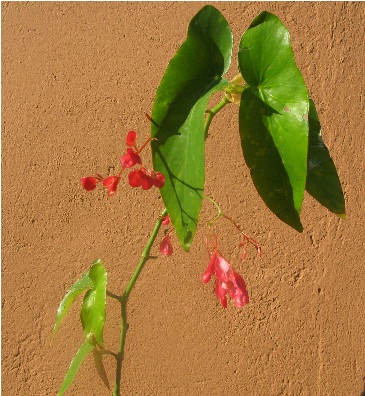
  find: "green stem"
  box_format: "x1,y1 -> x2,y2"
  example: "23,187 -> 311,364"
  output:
204,96 -> 230,139
112,208 -> 168,396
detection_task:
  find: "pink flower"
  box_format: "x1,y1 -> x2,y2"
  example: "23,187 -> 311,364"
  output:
160,233 -> 173,256
202,237 -> 249,308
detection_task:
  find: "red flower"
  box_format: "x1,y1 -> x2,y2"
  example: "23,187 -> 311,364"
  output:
120,148 -> 142,168
128,168 -> 165,190
202,237 -> 249,308
160,233 -> 173,256
81,177 -> 98,191
103,176 -> 121,196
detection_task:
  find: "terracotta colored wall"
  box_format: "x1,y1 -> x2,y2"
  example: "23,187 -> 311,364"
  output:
2,2 -> 364,395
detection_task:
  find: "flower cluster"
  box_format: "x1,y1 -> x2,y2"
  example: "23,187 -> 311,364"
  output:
202,235 -> 249,308
81,131 -> 164,196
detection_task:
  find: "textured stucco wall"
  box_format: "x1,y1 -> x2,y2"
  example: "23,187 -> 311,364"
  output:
2,2 -> 365,395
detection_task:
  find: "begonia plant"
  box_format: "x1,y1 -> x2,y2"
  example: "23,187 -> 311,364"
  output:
53,6 -> 345,395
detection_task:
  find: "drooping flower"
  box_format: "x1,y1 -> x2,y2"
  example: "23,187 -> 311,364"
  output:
160,232 -> 173,256
202,236 -> 249,308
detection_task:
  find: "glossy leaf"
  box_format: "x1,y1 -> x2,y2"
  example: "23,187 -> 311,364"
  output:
80,261 -> 107,347
58,341 -> 94,396
238,12 -> 309,230
52,270 -> 93,339
151,5 -> 233,251
306,99 -> 345,216
239,90 -> 303,231
93,348 -> 110,390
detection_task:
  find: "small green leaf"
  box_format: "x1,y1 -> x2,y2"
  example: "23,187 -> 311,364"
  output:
238,12 -> 309,230
151,5 -> 233,251
80,261 -> 107,347
306,99 -> 345,216
93,348 -> 110,390
58,341 -> 94,396
52,268 -> 94,339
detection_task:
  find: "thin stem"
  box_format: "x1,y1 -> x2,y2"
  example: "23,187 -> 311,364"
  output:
203,195 -> 223,226
204,96 -> 230,139
112,208 -> 168,396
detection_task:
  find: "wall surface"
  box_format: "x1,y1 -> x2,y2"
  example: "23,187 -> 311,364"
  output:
2,2 -> 365,395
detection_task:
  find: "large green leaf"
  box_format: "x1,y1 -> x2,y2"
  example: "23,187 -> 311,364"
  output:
151,5 -> 233,251
80,261 -> 107,347
238,12 -> 309,230
52,269 -> 93,339
306,99 -> 345,216
58,341 -> 94,396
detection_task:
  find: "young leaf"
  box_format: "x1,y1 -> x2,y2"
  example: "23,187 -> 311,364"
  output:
80,261 -> 107,347
93,348 -> 110,390
151,5 -> 233,251
52,268 -> 94,339
306,99 -> 345,216
238,12 -> 309,231
58,341 -> 94,396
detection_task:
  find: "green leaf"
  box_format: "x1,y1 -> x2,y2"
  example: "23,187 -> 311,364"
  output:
58,341 -> 94,396
93,348 -> 110,390
306,99 -> 345,216
80,261 -> 107,347
52,269 -> 93,339
239,90 -> 303,231
151,5 -> 233,251
238,12 -> 309,231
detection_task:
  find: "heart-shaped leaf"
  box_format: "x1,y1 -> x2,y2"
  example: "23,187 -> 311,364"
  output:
151,5 -> 233,250
80,261 -> 107,347
306,99 -> 345,216
238,12 -> 309,231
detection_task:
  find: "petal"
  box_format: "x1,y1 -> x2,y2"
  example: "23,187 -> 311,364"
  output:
126,130 -> 137,147
81,177 -> 97,191
128,170 -> 142,187
160,234 -> 173,256
162,215 -> 170,226
214,280 -> 227,308
214,256 -> 231,283
202,252 -> 217,284
141,173 -> 153,190
153,172 -> 165,188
